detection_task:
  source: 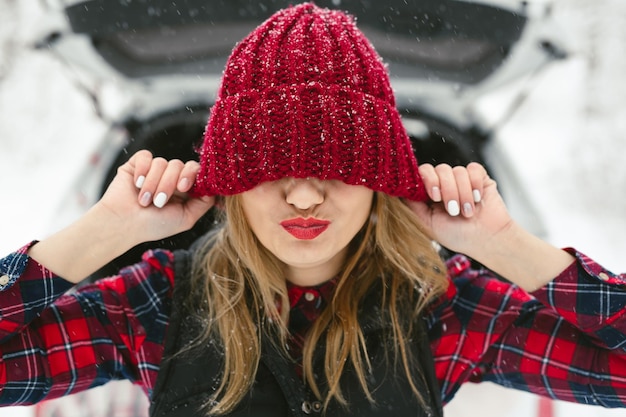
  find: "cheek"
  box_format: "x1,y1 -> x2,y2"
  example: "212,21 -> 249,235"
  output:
352,190 -> 374,217
339,191 -> 374,233
350,205 -> 371,233
239,195 -> 264,239
239,190 -> 281,245
240,187 -> 273,219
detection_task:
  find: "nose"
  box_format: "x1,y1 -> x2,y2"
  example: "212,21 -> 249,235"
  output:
285,178 -> 324,211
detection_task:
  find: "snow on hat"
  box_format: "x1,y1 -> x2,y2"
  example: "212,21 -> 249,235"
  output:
192,2 -> 427,201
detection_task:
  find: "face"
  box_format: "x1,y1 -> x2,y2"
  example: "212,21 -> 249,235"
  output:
239,178 -> 374,286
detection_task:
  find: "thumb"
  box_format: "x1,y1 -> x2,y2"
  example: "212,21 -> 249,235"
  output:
405,199 -> 435,234
182,195 -> 216,229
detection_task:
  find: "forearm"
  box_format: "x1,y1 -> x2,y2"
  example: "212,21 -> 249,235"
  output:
28,203 -> 139,283
0,248 -> 174,406
469,221 -> 575,292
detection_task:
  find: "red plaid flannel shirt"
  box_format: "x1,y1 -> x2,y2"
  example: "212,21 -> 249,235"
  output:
1,243 -> 625,408
285,277 -> 337,376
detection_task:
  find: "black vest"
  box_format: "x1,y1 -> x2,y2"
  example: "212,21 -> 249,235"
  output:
149,250 -> 443,417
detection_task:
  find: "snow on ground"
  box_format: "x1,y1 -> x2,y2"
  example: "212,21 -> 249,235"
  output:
1,0 -> 625,416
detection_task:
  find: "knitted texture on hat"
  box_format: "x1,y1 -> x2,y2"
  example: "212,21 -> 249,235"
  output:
193,2 -> 427,201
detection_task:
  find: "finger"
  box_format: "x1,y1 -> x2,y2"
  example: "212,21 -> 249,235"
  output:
467,162 -> 487,203
138,157 -> 168,207
153,159 -> 186,208
182,195 -> 216,229
404,199 -> 434,232
129,150 -> 154,189
177,160 -> 201,193
435,164 -> 461,217
418,163 -> 442,202
451,166 -> 475,218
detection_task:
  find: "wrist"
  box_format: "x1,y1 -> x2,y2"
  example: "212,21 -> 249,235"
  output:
469,221 -> 575,292
88,202 -> 142,249
28,203 -> 140,283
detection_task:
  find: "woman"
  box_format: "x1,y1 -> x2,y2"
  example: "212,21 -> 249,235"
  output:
1,3 -> 625,417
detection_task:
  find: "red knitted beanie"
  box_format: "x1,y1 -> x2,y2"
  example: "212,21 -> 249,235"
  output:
193,2 -> 427,201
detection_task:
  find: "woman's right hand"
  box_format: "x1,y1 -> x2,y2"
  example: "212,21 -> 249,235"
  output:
28,151 -> 214,283
99,150 -> 215,244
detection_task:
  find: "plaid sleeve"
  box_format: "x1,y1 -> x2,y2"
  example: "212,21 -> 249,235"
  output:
428,255 -> 536,404
0,245 -> 175,406
429,251 -> 626,408
531,248 -> 626,348
0,242 -> 75,341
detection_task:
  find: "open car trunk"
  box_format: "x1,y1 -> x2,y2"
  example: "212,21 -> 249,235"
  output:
41,0 -> 567,278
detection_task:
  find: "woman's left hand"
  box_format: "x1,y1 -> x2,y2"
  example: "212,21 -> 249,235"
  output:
408,162 -> 575,291
406,162 -> 513,258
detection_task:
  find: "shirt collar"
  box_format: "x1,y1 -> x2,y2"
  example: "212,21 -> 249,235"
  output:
287,276 -> 338,309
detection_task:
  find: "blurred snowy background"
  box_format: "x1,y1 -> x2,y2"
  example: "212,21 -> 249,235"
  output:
1,0 -> 625,416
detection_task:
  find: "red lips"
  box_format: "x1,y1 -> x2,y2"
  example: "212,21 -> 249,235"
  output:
280,217 -> 330,240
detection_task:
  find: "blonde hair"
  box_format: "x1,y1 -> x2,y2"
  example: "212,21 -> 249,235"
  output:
187,192 -> 448,414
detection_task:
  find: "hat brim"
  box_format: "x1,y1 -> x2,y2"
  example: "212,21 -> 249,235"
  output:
192,81 -> 427,201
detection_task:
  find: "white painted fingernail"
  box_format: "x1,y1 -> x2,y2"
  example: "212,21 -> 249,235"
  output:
135,175 -> 145,188
447,200 -> 460,216
140,192 -> 152,207
154,192 -> 168,208
473,189 -> 482,203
